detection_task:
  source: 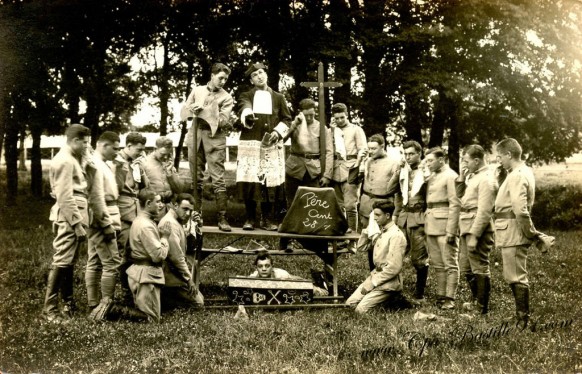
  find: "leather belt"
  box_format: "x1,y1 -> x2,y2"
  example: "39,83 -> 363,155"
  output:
73,191 -> 87,199
363,190 -> 393,199
291,152 -> 320,160
427,202 -> 449,209
494,211 -> 516,219
106,200 -> 118,207
460,207 -> 477,213
403,203 -> 425,213
132,259 -> 162,267
120,192 -> 137,198
334,154 -> 358,160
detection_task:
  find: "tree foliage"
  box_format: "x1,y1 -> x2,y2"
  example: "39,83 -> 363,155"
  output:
1,0 -> 581,200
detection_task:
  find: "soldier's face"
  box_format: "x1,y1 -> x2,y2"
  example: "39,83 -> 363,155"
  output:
332,112 -> 348,128
256,259 -> 273,278
147,195 -> 163,216
250,69 -> 268,88
155,147 -> 172,163
126,143 -> 145,159
71,136 -> 90,157
462,153 -> 479,174
425,153 -> 443,172
103,141 -> 120,161
496,148 -> 512,170
210,72 -> 229,90
367,141 -> 382,158
302,108 -> 316,125
404,147 -> 420,166
175,199 -> 193,223
373,208 -> 390,226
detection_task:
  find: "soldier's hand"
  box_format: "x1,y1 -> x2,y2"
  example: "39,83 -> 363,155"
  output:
188,103 -> 203,116
361,278 -> 374,295
243,113 -> 257,128
268,131 -> 280,145
446,234 -> 457,244
74,223 -> 87,242
319,177 -> 331,187
103,225 -> 116,243
187,279 -> 198,296
159,221 -> 172,238
466,234 -> 478,250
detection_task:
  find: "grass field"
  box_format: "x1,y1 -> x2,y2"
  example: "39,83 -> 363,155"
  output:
0,164 -> 581,373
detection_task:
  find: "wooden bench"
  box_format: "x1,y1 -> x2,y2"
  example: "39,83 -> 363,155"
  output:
195,227 -> 361,302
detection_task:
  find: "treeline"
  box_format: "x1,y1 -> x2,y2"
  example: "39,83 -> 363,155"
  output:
1,0 -> 581,202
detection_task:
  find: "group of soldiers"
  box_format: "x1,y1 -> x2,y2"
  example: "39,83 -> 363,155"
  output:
42,61 -> 545,325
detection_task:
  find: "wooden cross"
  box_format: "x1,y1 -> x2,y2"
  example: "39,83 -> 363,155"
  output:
300,62 -> 343,175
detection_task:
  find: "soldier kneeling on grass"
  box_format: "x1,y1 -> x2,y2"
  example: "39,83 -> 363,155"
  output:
249,251 -> 329,296
90,189 -> 169,322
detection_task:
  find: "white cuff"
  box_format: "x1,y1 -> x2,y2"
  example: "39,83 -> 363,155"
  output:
273,121 -> 289,138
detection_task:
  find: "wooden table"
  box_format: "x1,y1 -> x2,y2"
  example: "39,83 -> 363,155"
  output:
195,227 -> 361,301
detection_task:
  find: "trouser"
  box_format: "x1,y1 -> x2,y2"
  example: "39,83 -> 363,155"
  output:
128,279 -> 161,323
161,285 -> 205,311
404,225 -> 429,268
187,127 -> 227,194
330,180 -> 360,217
459,232 -> 494,277
117,220 -> 134,304
501,245 -> 529,286
346,281 -> 396,314
284,172 -> 320,208
86,226 -> 122,305
51,220 -> 85,267
427,235 -> 459,300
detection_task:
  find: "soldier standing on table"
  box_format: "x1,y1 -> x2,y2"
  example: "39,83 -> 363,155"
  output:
359,134 -> 400,269
126,189 -> 169,322
455,145 -> 497,315
329,103 -> 367,234
114,132 -> 148,305
43,124 -> 91,323
494,138 -> 539,326
85,131 -> 123,314
159,193 -> 204,310
141,136 -> 186,218
394,140 -> 429,302
180,63 -> 234,232
237,62 -> 292,230
424,147 -> 461,310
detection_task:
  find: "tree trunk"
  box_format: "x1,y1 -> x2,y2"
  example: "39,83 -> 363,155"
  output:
4,122 -> 19,204
428,91 -> 447,148
30,127 -> 43,197
175,60 -> 194,170
159,35 -> 171,136
18,130 -> 27,171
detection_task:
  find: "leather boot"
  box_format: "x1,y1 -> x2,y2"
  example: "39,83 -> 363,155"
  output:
216,191 -> 231,232
475,274 -> 491,315
260,202 -> 278,231
346,212 -> 358,234
243,200 -> 256,230
43,267 -> 63,322
85,269 -> 101,309
108,304 -> 149,322
514,283 -> 530,327
60,266 -> 75,319
462,273 -> 478,311
415,265 -> 429,300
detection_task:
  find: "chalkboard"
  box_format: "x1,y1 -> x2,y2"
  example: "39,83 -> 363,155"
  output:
279,186 -> 348,236
227,277 -> 314,305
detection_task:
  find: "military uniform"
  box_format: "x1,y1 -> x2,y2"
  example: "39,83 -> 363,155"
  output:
141,152 -> 185,204
346,221 -> 407,313
285,118 -> 334,204
85,153 -> 122,308
181,84 -> 233,223
494,162 -> 537,322
359,152 -> 400,227
425,164 -> 461,304
44,144 -> 89,320
159,209 -> 204,310
329,122 -> 367,232
127,211 -> 169,322
455,165 -> 497,314
395,163 -> 429,299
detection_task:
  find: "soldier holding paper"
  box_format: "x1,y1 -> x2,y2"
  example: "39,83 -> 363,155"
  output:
237,62 -> 292,231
